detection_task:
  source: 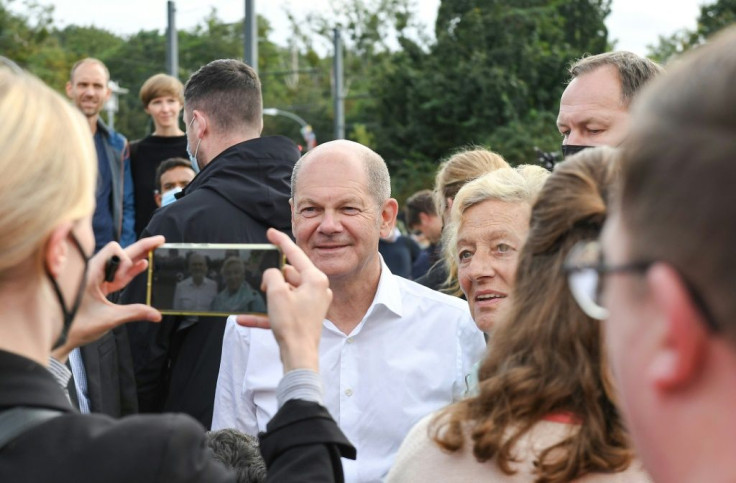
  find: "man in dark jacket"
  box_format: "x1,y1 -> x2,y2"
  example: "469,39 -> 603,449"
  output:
65,57 -> 138,418
122,59 -> 300,429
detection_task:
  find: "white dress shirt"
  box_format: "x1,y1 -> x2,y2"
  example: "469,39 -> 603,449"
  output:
212,261 -> 486,483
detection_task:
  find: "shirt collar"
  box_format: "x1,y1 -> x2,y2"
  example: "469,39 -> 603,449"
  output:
323,255 -> 404,337
96,118 -> 110,137
368,255 -> 403,319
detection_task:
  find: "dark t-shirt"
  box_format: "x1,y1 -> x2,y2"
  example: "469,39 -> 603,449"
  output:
130,135 -> 188,238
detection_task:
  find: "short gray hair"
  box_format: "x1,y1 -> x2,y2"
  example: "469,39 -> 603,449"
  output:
291,140 -> 391,206
569,51 -> 663,106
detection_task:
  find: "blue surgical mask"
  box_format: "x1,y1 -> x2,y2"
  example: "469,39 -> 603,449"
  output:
161,187 -> 183,207
186,117 -> 202,174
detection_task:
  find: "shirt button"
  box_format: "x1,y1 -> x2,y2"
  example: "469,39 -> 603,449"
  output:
347,337 -> 354,344
345,388 -> 353,397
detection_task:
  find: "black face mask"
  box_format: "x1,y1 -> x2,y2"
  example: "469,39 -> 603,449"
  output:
561,144 -> 592,158
46,233 -> 90,350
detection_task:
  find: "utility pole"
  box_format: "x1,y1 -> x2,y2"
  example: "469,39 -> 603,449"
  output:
105,80 -> 128,130
333,28 -> 344,139
166,1 -> 178,78
244,0 -> 258,72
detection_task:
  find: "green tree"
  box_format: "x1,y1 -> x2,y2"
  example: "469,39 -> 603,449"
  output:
648,0 -> 736,63
374,0 -> 611,183
0,0 -> 68,88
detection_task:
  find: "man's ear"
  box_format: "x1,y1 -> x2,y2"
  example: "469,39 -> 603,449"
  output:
646,263 -> 709,392
44,223 -> 74,278
65,81 -> 73,99
192,110 -> 206,137
154,192 -> 162,207
379,199 -> 399,238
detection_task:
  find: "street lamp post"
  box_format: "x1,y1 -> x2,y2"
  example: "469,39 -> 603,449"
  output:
104,80 -> 128,130
263,107 -> 317,150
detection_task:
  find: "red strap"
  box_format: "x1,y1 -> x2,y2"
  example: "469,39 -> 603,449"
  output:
542,412 -> 581,425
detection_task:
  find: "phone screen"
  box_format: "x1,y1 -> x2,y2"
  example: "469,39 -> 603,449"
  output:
146,243 -> 283,316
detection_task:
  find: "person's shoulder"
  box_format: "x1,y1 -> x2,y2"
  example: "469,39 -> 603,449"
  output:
386,411 -> 476,483
107,126 -> 128,146
574,458 -> 652,483
145,191 -> 214,236
247,135 -> 301,161
129,137 -> 145,147
78,412 -> 208,458
25,412 -> 232,481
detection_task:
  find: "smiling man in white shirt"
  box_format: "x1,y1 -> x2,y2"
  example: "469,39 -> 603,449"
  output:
212,139 -> 485,483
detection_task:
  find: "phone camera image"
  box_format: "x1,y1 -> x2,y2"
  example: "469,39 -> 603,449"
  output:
147,244 -> 282,316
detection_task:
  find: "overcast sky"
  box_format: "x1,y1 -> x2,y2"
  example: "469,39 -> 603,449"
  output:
20,0 -> 705,56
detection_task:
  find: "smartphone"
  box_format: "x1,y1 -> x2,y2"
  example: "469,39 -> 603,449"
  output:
146,243 -> 283,316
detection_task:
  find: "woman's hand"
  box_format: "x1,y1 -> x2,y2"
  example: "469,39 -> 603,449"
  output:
51,236 -> 165,362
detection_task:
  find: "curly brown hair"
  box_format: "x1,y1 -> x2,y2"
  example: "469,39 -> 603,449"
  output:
431,147 -> 634,482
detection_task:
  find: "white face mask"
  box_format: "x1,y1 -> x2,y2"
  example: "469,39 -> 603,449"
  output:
186,116 -> 201,174
161,187 -> 183,206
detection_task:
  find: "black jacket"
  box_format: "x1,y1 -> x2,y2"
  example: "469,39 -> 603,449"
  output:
123,136 -> 300,429
76,327 -> 138,417
260,399 -> 356,483
0,350 -> 354,482
0,350 -> 234,482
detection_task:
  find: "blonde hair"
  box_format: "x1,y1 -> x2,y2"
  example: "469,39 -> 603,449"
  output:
432,148 -> 510,219
443,165 -> 550,296
0,66 -> 96,280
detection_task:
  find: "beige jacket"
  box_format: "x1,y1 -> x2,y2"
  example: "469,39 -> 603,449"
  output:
386,413 -> 651,482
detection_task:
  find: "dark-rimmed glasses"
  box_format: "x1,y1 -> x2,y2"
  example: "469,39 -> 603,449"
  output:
563,240 -> 720,333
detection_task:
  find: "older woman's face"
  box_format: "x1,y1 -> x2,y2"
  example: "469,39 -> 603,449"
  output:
456,199 -> 531,332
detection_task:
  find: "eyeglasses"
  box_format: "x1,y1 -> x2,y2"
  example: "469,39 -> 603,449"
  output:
563,240 -> 720,332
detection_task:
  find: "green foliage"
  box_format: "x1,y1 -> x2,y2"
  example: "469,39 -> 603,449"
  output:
371,0 -> 611,198
6,0 -> 713,202
482,110 -> 561,166
648,0 -> 736,63
0,0 -> 68,87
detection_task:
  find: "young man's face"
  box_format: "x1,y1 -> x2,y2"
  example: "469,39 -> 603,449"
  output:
411,212 -> 443,245
155,166 -> 195,207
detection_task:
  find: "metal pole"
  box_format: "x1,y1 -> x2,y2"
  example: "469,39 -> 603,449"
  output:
244,0 -> 258,72
166,1 -> 178,77
333,28 -> 344,139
